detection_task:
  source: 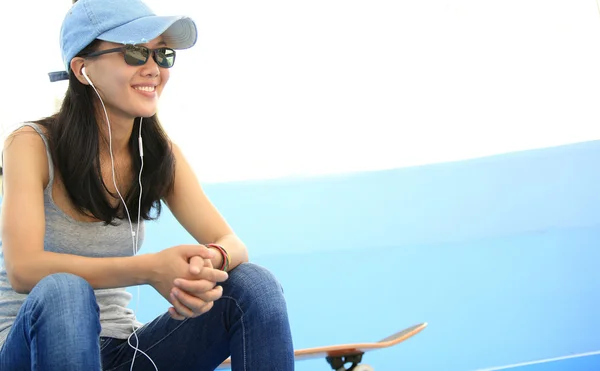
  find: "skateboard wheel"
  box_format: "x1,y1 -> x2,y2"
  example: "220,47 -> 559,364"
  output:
354,365 -> 374,371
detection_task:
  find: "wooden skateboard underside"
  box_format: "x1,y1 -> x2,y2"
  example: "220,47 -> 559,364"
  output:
216,322 -> 427,369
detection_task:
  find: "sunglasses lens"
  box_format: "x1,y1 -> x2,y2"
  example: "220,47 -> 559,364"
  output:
124,46 -> 149,66
154,48 -> 176,68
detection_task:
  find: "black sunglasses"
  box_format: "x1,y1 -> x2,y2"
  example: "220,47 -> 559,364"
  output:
83,44 -> 176,68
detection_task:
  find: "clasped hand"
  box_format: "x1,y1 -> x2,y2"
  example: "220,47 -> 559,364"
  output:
151,245 -> 229,321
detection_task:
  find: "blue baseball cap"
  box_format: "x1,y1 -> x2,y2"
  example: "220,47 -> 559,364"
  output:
49,0 -> 197,82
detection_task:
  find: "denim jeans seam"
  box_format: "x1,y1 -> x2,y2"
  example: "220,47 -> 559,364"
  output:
105,316 -> 190,371
22,309 -> 34,354
221,295 -> 246,371
99,337 -> 114,352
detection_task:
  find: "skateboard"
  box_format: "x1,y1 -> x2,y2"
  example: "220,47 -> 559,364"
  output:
216,322 -> 427,371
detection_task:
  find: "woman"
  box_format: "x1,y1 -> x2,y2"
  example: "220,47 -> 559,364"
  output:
0,0 -> 294,370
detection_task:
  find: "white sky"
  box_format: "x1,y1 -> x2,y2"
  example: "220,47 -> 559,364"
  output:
1,0 -> 600,183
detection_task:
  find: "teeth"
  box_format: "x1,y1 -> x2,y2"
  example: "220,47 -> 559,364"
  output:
134,86 -> 155,92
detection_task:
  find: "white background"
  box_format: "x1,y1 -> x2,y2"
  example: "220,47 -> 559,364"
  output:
2,0 -> 600,183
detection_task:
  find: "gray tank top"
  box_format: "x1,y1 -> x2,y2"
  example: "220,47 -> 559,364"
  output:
0,122 -> 145,349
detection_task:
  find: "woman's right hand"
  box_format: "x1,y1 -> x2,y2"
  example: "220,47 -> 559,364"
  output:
148,244 -> 227,307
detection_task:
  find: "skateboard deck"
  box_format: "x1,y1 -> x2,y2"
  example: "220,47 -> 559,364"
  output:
216,322 -> 427,371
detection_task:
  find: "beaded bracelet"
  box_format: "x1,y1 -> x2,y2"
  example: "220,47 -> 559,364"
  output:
206,243 -> 230,271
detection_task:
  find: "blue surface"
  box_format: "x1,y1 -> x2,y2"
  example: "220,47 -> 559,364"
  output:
128,139 -> 600,370
501,353 -> 600,371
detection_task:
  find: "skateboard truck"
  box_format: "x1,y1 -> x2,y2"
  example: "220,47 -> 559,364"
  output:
326,351 -> 364,371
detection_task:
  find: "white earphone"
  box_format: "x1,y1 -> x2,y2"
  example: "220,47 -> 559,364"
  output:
81,66 -> 92,86
81,64 -> 154,371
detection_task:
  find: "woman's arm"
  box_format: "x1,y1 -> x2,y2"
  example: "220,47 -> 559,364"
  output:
163,142 -> 249,271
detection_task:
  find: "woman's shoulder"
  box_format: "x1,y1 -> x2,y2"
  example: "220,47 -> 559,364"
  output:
5,122 -> 49,144
4,123 -> 50,160
3,122 -> 51,184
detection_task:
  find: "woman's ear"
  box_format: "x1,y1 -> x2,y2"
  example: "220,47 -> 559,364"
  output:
70,57 -> 89,85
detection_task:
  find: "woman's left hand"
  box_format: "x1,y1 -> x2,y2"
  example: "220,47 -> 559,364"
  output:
168,256 -> 227,320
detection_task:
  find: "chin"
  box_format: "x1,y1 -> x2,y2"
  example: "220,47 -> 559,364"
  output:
131,107 -> 158,119
136,111 -> 157,119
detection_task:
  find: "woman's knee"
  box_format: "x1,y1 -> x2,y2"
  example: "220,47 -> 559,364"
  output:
228,263 -> 284,293
28,273 -> 99,317
223,263 -> 288,314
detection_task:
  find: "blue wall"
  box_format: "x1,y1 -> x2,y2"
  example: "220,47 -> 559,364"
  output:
132,140 -> 600,370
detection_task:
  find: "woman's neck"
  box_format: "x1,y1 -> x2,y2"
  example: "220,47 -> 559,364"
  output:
96,110 -> 136,157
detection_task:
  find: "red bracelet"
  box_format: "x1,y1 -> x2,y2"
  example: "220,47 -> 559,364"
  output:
206,244 -> 230,271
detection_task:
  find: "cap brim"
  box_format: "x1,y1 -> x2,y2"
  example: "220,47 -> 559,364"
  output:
97,15 -> 197,50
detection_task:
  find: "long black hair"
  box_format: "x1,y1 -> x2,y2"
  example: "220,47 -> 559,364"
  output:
35,39 -> 175,225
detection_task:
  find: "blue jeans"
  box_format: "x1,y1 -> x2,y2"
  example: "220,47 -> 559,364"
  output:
0,262 -> 294,370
